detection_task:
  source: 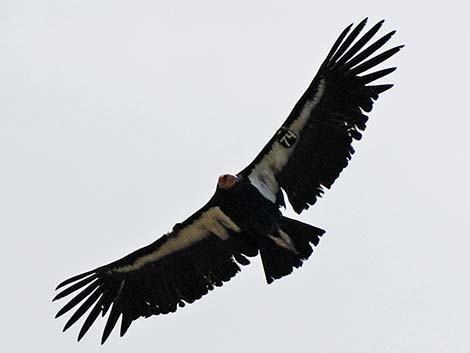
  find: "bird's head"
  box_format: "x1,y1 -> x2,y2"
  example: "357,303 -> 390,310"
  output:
217,174 -> 240,190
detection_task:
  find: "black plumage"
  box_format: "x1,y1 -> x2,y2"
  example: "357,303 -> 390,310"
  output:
241,18 -> 402,212
53,18 -> 401,343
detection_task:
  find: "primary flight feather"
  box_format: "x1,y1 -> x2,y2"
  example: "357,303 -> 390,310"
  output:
53,18 -> 402,343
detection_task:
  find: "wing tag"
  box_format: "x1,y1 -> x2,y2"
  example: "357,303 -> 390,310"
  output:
277,127 -> 297,148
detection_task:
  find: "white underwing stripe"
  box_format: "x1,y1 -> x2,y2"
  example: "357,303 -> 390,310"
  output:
112,207 -> 241,273
249,79 -> 326,202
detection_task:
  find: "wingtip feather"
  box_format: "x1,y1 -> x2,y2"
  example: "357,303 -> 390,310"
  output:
55,270 -> 95,290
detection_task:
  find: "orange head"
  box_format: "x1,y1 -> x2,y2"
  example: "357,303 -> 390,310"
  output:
217,174 -> 239,190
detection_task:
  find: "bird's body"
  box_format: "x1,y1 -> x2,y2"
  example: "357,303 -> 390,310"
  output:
54,18 -> 402,343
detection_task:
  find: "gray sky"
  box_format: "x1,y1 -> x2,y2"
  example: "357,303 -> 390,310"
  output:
1,1 -> 469,352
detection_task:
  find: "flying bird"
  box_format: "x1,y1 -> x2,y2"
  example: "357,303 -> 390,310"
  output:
54,18 -> 401,343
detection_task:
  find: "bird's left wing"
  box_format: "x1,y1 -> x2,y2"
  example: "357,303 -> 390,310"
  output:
239,19 -> 402,213
53,203 -> 256,344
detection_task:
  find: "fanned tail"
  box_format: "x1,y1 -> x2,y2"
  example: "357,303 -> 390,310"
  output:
259,216 -> 325,284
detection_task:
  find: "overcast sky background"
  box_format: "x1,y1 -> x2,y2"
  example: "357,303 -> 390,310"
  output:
1,1 -> 469,352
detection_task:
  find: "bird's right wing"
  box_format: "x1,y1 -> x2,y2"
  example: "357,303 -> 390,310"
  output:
53,203 -> 257,344
240,19 -> 402,213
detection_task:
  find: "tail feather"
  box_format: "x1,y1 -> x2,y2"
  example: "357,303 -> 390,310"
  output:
259,217 -> 325,284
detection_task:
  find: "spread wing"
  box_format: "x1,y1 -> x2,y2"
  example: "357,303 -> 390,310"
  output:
240,18 -> 402,213
53,203 -> 258,344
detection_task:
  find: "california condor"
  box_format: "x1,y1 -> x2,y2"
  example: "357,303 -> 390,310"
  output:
53,18 -> 402,343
